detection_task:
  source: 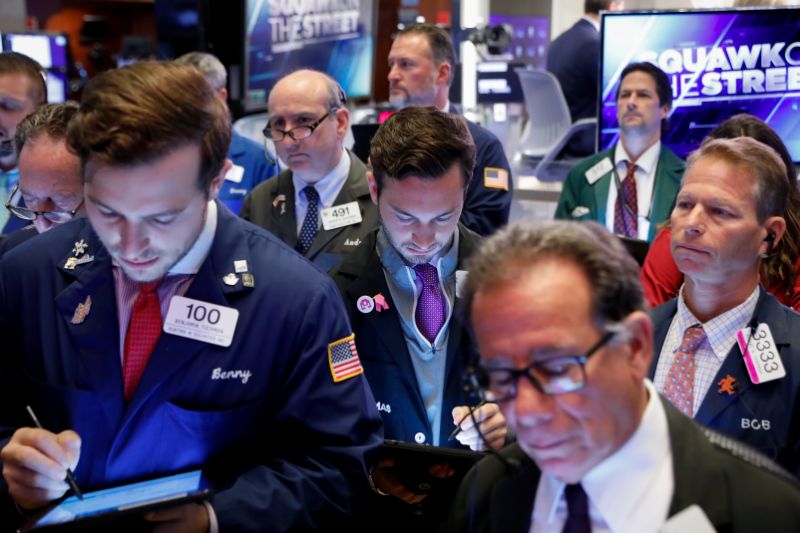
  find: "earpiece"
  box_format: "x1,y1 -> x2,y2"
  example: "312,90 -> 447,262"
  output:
765,232 -> 776,254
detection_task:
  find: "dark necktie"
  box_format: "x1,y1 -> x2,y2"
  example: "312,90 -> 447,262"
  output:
613,161 -> 638,238
123,280 -> 162,401
297,185 -> 320,255
413,263 -> 445,344
563,483 -> 591,533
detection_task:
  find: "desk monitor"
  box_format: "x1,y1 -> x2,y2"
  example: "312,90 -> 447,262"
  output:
600,8 -> 800,163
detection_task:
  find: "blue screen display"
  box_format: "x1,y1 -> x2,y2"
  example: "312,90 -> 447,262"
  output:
600,8 -> 800,162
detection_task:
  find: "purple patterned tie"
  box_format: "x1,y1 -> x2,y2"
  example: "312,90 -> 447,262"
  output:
613,161 -> 638,238
413,263 -> 445,343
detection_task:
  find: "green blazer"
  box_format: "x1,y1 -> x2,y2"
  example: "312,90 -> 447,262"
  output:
554,144 -> 685,242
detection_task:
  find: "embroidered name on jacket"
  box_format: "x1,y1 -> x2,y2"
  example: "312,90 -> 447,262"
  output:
211,367 -> 252,384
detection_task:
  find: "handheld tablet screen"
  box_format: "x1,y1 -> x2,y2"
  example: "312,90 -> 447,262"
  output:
28,470 -> 205,528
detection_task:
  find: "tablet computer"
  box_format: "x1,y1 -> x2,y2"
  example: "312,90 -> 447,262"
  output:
379,439 -> 483,494
20,469 -> 212,532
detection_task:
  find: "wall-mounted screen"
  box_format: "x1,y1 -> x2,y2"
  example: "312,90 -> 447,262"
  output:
2,32 -> 70,103
600,8 -> 800,162
244,0 -> 375,112
488,13 -> 549,68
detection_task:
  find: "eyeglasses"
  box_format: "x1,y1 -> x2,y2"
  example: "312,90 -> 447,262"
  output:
5,184 -> 84,224
263,109 -> 335,142
481,329 -> 620,402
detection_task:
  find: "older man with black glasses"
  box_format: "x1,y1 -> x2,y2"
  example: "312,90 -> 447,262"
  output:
448,220 -> 800,533
1,102 -> 83,257
240,69 -> 378,271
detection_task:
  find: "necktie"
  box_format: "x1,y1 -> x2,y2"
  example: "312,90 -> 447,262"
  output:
613,162 -> 638,238
663,324 -> 705,417
297,186 -> 320,255
123,280 -> 162,401
413,263 -> 446,344
562,483 -> 591,533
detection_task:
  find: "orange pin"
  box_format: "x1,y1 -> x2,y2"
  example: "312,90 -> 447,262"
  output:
718,375 -> 736,396
71,295 -> 92,325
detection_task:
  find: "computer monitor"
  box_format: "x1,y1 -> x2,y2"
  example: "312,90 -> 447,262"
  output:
599,8 -> 800,163
2,32 -> 70,103
476,61 -> 525,104
243,0 -> 376,112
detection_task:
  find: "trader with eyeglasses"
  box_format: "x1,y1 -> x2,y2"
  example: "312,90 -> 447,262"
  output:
240,69 -> 377,270
1,102 -> 83,257
449,220 -> 800,533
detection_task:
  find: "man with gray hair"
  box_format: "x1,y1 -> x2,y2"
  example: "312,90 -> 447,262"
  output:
0,102 -> 83,256
651,136 -> 800,475
175,51 -> 279,214
241,69 -> 377,270
449,219 -> 800,532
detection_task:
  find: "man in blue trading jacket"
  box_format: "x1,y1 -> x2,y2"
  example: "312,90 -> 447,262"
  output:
0,61 -> 382,531
387,23 -> 512,236
555,62 -> 683,242
650,137 -> 800,475
240,69 -> 378,271
175,52 -> 280,214
330,107 -> 507,506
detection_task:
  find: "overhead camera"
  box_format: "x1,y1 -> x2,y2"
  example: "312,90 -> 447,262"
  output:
466,24 -> 513,58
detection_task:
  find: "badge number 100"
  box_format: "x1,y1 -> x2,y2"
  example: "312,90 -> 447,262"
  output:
186,303 -> 221,325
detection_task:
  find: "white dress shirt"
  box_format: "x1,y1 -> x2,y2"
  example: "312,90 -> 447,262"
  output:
605,141 -> 660,241
292,150 -> 351,235
531,380 -> 674,533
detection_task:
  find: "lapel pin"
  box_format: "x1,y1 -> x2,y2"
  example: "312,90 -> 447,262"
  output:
357,295 -> 375,314
222,273 -> 239,286
64,257 -> 79,270
72,239 -> 88,256
234,260 -> 248,273
374,293 -> 389,312
71,295 -> 92,324
717,375 -> 736,396
242,273 -> 255,287
273,194 -> 287,215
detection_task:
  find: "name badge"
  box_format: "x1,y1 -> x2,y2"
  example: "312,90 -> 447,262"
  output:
584,157 -> 613,185
164,295 -> 239,347
321,201 -> 362,230
225,164 -> 245,183
736,323 -> 786,384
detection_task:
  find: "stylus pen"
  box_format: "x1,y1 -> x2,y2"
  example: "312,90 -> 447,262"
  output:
25,405 -> 84,500
448,400 -> 488,441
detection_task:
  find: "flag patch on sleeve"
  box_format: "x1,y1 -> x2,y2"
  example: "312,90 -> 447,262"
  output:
328,334 -> 364,383
484,167 -> 509,190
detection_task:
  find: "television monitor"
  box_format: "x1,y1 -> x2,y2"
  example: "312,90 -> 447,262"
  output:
3,32 -> 70,103
244,0 -> 375,112
476,61 -> 525,104
600,8 -> 800,163
488,13 -> 549,68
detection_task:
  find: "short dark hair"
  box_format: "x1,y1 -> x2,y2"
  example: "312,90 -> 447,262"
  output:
15,101 -> 79,153
615,61 -> 673,109
585,1 -> 615,14
369,105 -> 475,193
396,23 -> 456,86
0,51 -> 47,105
67,61 -> 231,192
464,221 -> 644,329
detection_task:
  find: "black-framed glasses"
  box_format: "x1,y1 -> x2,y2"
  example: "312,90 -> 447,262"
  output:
5,184 -> 84,224
263,109 -> 335,142
481,329 -> 620,402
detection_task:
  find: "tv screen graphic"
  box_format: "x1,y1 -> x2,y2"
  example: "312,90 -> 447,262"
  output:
245,0 -> 375,111
600,8 -> 800,163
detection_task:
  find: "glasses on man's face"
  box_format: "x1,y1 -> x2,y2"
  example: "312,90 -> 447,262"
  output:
5,184 -> 84,224
481,330 -> 620,402
262,109 -> 335,142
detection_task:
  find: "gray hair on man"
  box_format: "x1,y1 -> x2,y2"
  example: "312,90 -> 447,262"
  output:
175,51 -> 227,92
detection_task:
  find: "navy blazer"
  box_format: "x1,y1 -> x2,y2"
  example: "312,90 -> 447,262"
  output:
0,203 -> 383,531
330,225 -> 481,448
650,288 -> 800,475
219,130 -> 280,215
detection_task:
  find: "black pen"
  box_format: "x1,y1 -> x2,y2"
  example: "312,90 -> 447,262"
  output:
448,400 -> 488,441
25,405 -> 83,500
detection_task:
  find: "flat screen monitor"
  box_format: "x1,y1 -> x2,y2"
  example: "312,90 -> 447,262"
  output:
600,8 -> 800,163
3,32 -> 70,103
488,13 -> 549,68
476,61 -> 525,104
244,0 -> 375,112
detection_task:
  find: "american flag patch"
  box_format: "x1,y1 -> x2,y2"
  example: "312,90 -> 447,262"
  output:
484,167 -> 509,191
328,334 -> 363,383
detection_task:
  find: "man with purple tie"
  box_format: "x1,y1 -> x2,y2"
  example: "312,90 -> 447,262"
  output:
330,106 -> 508,506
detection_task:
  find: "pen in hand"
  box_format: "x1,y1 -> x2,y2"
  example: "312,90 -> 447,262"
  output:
25,405 -> 84,500
448,399 -> 488,441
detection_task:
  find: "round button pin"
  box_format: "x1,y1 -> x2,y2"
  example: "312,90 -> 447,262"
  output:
414,432 -> 426,444
357,295 -> 375,314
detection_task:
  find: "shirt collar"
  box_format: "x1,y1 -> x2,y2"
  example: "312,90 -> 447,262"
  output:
538,379 -> 670,530
291,149 -> 350,206
169,199 -> 218,275
675,284 -> 760,361
614,140 -> 661,174
376,227 -> 460,290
